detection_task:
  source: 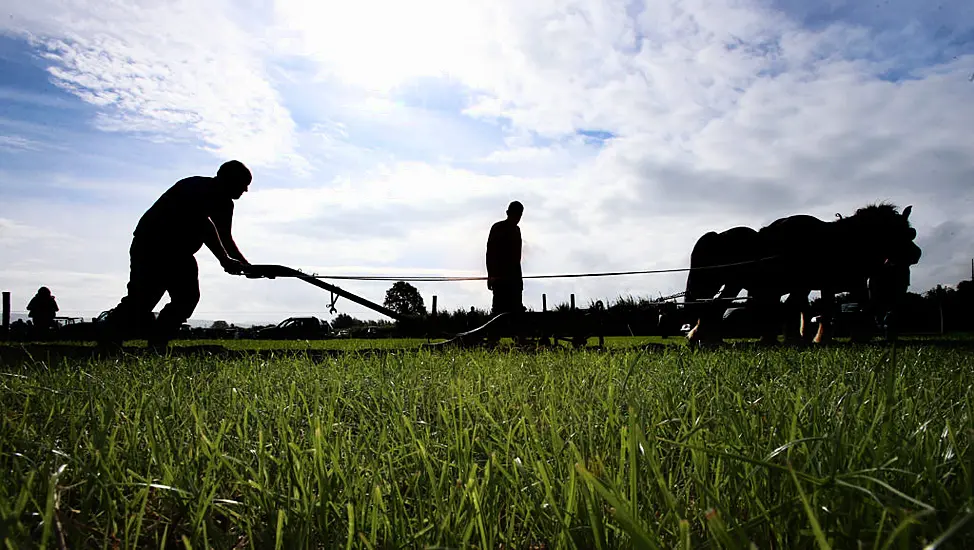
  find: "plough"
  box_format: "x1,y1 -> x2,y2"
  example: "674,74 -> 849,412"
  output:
245,264 -> 404,321
245,264 -> 607,349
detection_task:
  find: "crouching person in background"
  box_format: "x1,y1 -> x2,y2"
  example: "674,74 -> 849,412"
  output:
27,286 -> 59,338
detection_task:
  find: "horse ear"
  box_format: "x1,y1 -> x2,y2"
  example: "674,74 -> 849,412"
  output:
902,205 -> 912,220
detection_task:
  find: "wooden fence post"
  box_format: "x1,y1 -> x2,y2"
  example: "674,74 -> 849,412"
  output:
431,295 -> 437,337
2,291 -> 9,336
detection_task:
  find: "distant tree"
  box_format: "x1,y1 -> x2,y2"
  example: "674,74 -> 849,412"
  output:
331,313 -> 361,330
956,279 -> 974,297
925,285 -> 954,301
210,320 -> 229,330
383,281 -> 427,316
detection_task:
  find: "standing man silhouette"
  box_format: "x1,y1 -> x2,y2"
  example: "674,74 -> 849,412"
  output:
101,160 -> 253,351
486,201 -> 525,316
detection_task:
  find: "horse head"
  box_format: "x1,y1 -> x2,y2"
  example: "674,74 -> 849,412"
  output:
844,203 -> 920,269
882,204 -> 921,268
854,204 -> 921,316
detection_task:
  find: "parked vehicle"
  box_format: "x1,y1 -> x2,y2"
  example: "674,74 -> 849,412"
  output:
53,311 -> 113,341
255,317 -> 333,340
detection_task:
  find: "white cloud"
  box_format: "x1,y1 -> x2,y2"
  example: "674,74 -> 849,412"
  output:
481,147 -> 557,163
269,0 -> 489,92
0,217 -> 78,246
2,0 -> 305,171
0,135 -> 42,152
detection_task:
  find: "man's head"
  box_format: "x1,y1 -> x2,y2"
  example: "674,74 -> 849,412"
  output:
506,200 -> 524,224
216,160 -> 252,199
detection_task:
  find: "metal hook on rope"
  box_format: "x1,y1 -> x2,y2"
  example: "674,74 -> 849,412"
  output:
304,269 -> 339,314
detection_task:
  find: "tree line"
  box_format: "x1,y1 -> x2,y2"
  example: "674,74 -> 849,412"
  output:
7,276 -> 972,342
349,278 -> 974,337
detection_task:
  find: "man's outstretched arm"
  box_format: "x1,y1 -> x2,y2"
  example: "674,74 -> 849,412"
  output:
220,229 -> 248,264
203,219 -> 245,273
210,205 -> 249,264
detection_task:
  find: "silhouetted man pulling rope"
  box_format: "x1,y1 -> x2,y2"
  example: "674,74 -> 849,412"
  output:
100,160 -> 253,351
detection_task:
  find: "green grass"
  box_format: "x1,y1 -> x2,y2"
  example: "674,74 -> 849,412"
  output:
174,338 -> 433,351
1,344 -> 972,548
175,336 -> 686,351
0,338 -> 432,351
169,335 -> 677,350
200,336 -> 681,351
0,335 -> 681,352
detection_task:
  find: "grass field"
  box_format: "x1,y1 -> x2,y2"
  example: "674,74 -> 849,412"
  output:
0,336 -> 684,355
1,341 -> 972,548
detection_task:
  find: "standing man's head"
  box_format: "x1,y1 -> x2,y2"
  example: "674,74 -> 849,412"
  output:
506,201 -> 524,224
216,160 -> 252,200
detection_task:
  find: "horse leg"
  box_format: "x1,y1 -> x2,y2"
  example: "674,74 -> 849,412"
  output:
686,298 -> 720,346
848,284 -> 874,343
686,227 -> 759,347
753,292 -> 781,346
869,264 -> 911,343
813,290 -> 835,344
710,284 -> 744,344
784,290 -> 810,345
799,303 -> 814,343
686,319 -> 703,345
687,285 -> 737,346
685,298 -> 712,346
685,231 -> 728,347
685,283 -> 726,346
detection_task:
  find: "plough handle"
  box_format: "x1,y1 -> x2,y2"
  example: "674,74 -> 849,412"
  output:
243,264 -> 406,322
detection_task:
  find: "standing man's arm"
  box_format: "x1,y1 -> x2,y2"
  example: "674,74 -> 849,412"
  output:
516,226 -> 522,267
518,226 -> 523,286
486,224 -> 498,290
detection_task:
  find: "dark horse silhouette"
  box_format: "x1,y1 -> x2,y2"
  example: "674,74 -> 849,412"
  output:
685,204 -> 921,345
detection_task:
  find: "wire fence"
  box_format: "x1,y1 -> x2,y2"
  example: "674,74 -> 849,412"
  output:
279,256 -> 779,282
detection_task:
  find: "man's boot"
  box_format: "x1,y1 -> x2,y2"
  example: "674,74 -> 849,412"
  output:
95,308 -> 125,351
146,337 -> 169,355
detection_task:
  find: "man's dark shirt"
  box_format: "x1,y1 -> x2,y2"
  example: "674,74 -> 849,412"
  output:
486,219 -> 522,288
134,176 -> 233,255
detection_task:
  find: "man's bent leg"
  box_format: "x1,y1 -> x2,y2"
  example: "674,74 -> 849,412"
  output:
152,255 -> 200,350
101,244 -> 166,346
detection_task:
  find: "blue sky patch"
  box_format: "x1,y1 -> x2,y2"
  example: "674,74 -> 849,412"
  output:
576,129 -> 615,146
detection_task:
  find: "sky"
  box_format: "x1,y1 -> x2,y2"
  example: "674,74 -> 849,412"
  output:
1,0 -> 973,326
